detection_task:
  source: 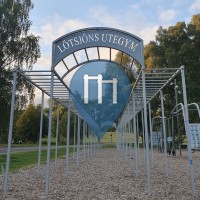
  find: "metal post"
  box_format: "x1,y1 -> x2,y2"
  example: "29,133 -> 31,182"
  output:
45,71 -> 54,194
116,129 -> 118,150
142,111 -> 145,158
83,121 -> 86,160
66,107 -> 70,176
55,104 -> 60,172
122,125 -> 125,150
136,115 -> 139,151
128,105 -> 132,171
142,66 -> 151,194
76,116 -> 80,169
172,114 -> 175,149
181,66 -> 196,196
133,93 -> 139,176
174,79 -> 181,156
73,115 -> 76,157
38,92 -> 44,177
86,125 -> 89,158
4,70 -> 17,195
160,90 -> 168,176
148,103 -> 154,168
125,119 -> 128,158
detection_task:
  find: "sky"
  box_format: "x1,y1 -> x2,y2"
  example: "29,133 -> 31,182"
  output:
29,0 -> 200,104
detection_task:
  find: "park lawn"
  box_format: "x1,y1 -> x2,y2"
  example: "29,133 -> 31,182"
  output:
100,132 -> 116,143
0,147 -> 73,175
0,143 -> 44,148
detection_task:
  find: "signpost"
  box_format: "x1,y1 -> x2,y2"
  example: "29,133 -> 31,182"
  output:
189,123 -> 200,149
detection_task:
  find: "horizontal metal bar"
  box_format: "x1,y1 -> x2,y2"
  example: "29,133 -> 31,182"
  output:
145,68 -> 180,71
19,70 -> 52,73
36,85 -> 64,87
27,74 -> 56,76
33,81 -> 61,83
145,76 -> 173,79
29,78 -> 58,80
140,80 -> 169,83
145,72 -> 176,75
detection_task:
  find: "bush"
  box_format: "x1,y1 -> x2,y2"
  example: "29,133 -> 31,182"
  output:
42,137 -> 56,145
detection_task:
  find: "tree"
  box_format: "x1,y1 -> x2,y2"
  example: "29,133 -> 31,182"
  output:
15,104 -> 48,143
0,0 -> 40,142
144,14 -> 200,106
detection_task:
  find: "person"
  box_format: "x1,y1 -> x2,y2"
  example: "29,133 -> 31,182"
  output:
172,149 -> 176,156
168,148 -> 171,155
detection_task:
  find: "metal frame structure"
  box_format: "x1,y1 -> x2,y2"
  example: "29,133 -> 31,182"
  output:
3,27 -> 196,197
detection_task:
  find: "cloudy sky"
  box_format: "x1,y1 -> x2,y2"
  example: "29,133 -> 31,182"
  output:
29,0 -> 200,104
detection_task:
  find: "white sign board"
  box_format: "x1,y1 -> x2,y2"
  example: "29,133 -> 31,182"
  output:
152,131 -> 161,146
189,123 -> 200,149
167,137 -> 172,142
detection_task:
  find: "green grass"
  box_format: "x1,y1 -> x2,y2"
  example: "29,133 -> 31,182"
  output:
100,132 -> 116,143
0,143 -> 45,147
100,144 -> 116,149
0,147 -> 73,174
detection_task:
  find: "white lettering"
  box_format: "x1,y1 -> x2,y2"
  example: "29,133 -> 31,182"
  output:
125,39 -> 132,47
74,37 -> 79,45
113,35 -> 119,44
95,33 -> 99,42
102,34 -> 107,42
82,33 -> 88,43
88,34 -> 94,42
68,39 -> 74,47
63,40 -> 70,49
108,34 -> 114,42
57,45 -> 65,53
129,42 -> 138,51
118,37 -> 125,45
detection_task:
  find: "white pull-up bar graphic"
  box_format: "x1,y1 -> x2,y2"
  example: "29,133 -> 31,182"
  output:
83,74 -> 118,104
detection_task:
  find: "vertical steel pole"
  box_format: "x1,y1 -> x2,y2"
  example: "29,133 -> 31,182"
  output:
128,105 -> 132,171
133,93 -> 139,176
45,71 -> 54,194
148,103 -> 154,167
4,70 -> 17,195
142,111 -> 145,158
76,116 -> 80,169
160,90 -> 168,176
116,129 -> 118,149
122,124 -> 125,150
172,114 -> 175,149
55,104 -> 60,172
88,128 -> 90,158
38,92 -> 44,177
181,66 -> 196,196
66,107 -> 70,176
142,65 -> 151,194
83,121 -> 86,160
73,115 -> 76,156
174,79 -> 181,156
125,119 -> 128,158
136,115 -> 140,151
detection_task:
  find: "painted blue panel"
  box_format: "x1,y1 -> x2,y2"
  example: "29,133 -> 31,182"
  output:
52,27 -> 143,67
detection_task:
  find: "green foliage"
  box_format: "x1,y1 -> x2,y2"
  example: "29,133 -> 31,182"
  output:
144,14 -> 200,143
41,137 -> 56,145
15,104 -> 48,143
0,0 -> 40,141
144,14 -> 200,105
0,147 -> 73,174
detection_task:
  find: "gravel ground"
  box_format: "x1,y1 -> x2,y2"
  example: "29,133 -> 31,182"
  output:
0,147 -> 200,200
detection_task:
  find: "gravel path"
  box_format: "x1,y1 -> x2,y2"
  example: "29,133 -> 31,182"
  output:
1,148 -> 200,200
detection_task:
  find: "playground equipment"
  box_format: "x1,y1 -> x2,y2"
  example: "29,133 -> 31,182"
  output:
3,27 -> 197,197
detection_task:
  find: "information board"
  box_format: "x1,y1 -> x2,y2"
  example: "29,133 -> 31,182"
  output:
189,123 -> 200,149
152,131 -> 161,146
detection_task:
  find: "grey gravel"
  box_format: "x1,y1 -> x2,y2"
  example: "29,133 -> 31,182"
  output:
0,148 -> 200,200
